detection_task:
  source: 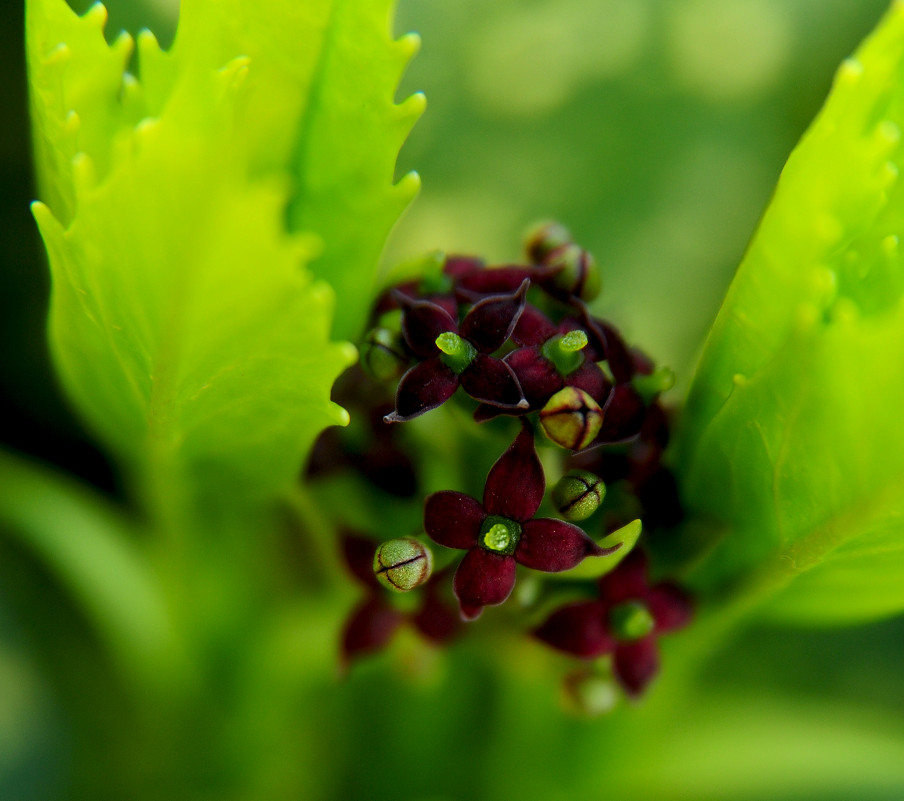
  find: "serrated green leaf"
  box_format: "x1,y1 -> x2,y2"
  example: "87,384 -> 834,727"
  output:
677,1 -> 904,625
27,0 -> 421,523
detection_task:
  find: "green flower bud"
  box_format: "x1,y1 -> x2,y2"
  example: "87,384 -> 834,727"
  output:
551,470 -> 605,521
563,668 -> 619,717
609,600 -> 655,641
539,387 -> 603,451
524,220 -> 573,264
545,243 -> 601,302
373,538 -> 434,593
360,326 -> 408,382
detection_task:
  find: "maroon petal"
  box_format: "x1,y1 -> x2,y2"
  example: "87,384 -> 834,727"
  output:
483,425 -> 545,521
453,548 -> 517,614
424,491 -> 485,550
614,637 -> 660,696
505,347 -> 564,408
384,358 -> 459,423
341,534 -> 380,588
598,549 -> 649,604
444,255 -> 486,280
567,363 -> 613,407
648,584 -> 693,634
459,279 -> 529,353
594,384 -> 646,443
516,518 -> 616,572
459,354 -> 527,409
456,266 -> 534,301
412,587 -> 462,643
512,305 -> 558,347
396,294 -> 459,358
599,322 -> 636,382
533,601 -> 615,658
341,597 -> 406,664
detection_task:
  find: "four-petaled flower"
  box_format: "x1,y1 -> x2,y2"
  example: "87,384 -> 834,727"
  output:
475,305 -> 612,421
533,549 -> 692,696
424,425 -> 619,620
384,280 -> 531,422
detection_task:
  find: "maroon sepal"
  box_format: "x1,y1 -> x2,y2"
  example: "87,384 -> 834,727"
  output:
453,548 -> 518,612
424,491 -> 485,550
342,534 -> 380,589
341,597 -> 406,665
614,637 -> 660,697
512,305 -> 559,347
385,358 -> 459,423
516,518 -> 616,572
592,384 -> 646,444
459,278 -> 529,353
459,354 -> 528,409
483,425 -> 545,521
504,347 -> 564,408
455,266 -> 535,301
534,601 -> 617,659
395,293 -> 459,359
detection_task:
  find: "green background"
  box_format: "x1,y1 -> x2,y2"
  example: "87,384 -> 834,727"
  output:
4,1 -> 904,799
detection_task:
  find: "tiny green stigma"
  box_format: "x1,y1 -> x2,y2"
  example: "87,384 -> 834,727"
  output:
484,523 -> 511,551
609,601 -> 655,641
541,333 -> 587,376
559,330 -> 588,353
436,332 -> 477,374
479,515 -> 522,555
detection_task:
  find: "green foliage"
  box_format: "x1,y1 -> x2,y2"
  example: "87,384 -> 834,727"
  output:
679,0 -> 904,625
27,0 -> 421,524
0,449 -> 176,686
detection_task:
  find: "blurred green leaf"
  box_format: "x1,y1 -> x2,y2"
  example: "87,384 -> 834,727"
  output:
678,1 -> 904,625
558,519 -> 641,580
26,0 -> 421,523
0,450 -> 176,686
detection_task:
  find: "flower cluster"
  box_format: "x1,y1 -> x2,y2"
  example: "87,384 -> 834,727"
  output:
310,223 -> 693,705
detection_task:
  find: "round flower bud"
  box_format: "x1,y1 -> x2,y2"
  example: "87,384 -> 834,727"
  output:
525,221 -> 573,264
551,470 -> 605,521
544,243 -> 601,302
373,538 -> 434,593
563,669 -> 619,717
539,387 -> 603,451
360,326 -> 408,382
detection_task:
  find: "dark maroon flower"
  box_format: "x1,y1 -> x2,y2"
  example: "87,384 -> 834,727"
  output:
384,280 -> 531,422
475,308 -> 612,422
340,534 -> 461,667
533,549 -> 692,696
424,426 -> 620,620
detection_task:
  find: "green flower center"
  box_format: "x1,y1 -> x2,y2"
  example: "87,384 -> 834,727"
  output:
479,515 -> 522,556
541,331 -> 588,376
436,332 -> 477,374
609,601 -> 655,641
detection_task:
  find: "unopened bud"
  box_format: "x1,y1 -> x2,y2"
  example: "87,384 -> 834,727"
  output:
525,221 -> 573,264
373,538 -> 434,592
551,470 -> 605,521
539,387 -> 603,451
361,327 -> 408,382
563,668 -> 619,717
544,243 -> 601,302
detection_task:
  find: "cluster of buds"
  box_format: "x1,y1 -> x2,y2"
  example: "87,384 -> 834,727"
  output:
314,223 -> 692,704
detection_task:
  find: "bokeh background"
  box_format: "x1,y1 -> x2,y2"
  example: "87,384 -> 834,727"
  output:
4,0 -> 904,799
